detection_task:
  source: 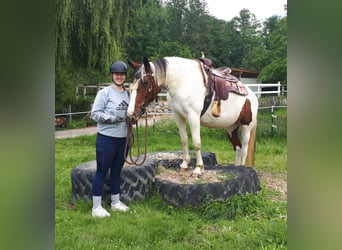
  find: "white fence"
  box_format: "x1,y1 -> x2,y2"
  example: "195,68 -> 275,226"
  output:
154,82 -> 284,99
57,82 -> 286,121
76,82 -> 286,99
246,82 -> 285,97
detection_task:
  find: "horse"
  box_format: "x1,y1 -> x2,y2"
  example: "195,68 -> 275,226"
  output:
127,56 -> 258,177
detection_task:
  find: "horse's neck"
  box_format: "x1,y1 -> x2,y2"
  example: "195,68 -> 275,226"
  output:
155,71 -> 168,91
158,57 -> 204,94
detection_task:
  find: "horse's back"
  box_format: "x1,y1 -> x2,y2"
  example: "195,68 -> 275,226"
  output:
163,57 -> 258,129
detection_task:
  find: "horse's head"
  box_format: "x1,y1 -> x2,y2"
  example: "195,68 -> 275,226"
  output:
127,57 -> 160,122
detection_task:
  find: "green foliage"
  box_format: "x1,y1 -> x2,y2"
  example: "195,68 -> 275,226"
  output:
66,119 -> 88,129
257,107 -> 287,139
55,0 -> 136,111
56,0 -> 287,112
200,190 -> 286,220
229,9 -> 262,68
127,0 -> 170,60
254,16 -> 287,84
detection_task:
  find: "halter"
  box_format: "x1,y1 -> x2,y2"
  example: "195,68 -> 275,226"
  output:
124,66 -> 158,166
142,71 -> 160,103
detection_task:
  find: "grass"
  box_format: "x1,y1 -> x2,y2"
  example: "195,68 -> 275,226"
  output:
55,118 -> 287,249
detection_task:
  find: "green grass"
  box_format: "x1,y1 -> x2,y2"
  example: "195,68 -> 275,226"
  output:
55,118 -> 287,249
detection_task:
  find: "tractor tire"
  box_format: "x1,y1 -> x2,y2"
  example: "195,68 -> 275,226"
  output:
154,154 -> 260,208
71,151 -> 260,209
71,157 -> 157,204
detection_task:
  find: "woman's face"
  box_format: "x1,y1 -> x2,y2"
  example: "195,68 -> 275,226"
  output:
112,72 -> 126,85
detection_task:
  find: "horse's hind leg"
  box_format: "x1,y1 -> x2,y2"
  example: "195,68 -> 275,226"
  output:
240,125 -> 251,165
227,126 -> 243,165
173,113 -> 191,172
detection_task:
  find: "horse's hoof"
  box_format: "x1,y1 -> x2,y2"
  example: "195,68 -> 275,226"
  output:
178,167 -> 189,175
190,171 -> 203,179
191,166 -> 204,178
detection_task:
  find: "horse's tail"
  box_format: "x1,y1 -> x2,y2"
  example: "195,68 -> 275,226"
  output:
246,124 -> 257,167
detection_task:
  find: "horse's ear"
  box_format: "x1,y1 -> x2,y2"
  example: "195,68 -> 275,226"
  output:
127,59 -> 141,69
143,57 -> 150,71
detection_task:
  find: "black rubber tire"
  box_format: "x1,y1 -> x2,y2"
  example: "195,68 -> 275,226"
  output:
71,157 -> 157,204
71,151 -> 260,209
154,154 -> 260,208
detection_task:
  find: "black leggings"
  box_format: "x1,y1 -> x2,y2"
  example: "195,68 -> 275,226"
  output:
93,133 -> 127,196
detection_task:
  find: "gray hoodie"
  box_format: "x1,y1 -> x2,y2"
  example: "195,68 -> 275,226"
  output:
91,85 -> 130,138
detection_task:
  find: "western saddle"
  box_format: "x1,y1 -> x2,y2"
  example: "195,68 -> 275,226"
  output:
198,57 -> 248,117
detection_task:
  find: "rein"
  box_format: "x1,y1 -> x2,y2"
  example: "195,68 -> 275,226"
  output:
124,114 -> 148,166
198,61 -> 213,117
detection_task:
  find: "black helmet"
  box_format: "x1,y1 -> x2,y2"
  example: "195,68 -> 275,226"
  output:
109,61 -> 127,74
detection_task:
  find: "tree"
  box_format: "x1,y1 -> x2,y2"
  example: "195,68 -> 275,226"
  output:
55,0 -> 287,112
228,9 -> 261,68
127,0 -> 170,60
248,15 -> 287,84
165,0 -> 187,42
55,0 -> 137,111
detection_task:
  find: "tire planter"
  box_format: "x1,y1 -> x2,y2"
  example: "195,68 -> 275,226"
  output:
71,157 -> 157,203
71,151 -> 260,208
154,163 -> 260,208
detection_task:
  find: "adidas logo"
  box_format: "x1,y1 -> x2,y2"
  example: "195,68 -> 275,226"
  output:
117,100 -> 128,111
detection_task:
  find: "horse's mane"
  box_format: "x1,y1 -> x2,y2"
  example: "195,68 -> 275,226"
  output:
152,58 -> 167,84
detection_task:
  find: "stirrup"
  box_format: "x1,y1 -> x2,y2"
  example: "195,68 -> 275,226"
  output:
211,100 -> 221,117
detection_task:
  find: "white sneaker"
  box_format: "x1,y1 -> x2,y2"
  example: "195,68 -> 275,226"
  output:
111,201 -> 129,212
92,206 -> 111,218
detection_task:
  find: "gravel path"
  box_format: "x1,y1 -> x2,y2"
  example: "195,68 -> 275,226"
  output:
55,115 -> 171,139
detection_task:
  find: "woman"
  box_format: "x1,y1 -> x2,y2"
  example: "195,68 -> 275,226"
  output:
90,61 -> 130,218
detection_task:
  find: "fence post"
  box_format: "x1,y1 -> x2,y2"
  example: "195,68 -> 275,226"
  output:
277,81 -> 281,96
69,104 -> 72,122
271,105 -> 277,136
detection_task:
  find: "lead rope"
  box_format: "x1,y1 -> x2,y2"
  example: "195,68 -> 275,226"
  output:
124,114 -> 148,165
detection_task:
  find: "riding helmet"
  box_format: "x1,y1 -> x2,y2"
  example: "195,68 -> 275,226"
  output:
109,61 -> 128,74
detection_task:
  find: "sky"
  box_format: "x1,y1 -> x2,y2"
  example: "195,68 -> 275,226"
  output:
204,0 -> 287,22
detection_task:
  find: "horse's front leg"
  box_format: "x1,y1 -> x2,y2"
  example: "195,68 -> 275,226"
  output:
173,114 -> 191,173
188,113 -> 204,177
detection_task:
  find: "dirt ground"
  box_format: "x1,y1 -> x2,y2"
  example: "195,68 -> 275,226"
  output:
257,172 -> 287,202
155,168 -> 287,202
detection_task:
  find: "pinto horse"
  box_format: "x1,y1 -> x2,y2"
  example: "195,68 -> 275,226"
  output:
127,57 -> 258,177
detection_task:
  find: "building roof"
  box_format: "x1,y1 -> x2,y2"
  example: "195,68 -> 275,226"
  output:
230,68 -> 259,78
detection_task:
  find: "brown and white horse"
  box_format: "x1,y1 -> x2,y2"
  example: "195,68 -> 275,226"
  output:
127,57 -> 258,176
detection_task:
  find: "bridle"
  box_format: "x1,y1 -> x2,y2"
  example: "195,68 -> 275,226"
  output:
124,67 -> 159,166
142,71 -> 160,104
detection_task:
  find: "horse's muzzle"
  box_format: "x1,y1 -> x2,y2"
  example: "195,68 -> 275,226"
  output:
128,107 -> 146,123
